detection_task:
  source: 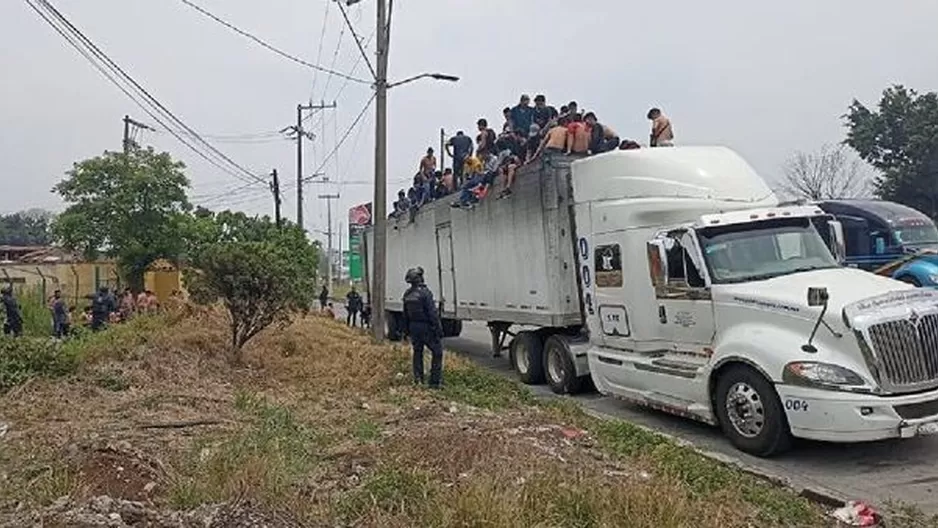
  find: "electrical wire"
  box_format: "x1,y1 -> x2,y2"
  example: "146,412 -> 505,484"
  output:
26,0 -> 264,187
177,0 -> 369,85
308,0 -> 331,101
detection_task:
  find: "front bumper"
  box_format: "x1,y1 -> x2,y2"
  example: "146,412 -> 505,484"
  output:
776,383 -> 938,443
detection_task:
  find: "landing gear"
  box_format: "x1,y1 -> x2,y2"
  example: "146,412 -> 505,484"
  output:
487,321 -> 513,358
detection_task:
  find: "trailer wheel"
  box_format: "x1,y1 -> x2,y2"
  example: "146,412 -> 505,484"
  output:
544,335 -> 586,395
386,311 -> 404,342
510,331 -> 544,385
441,318 -> 463,338
714,365 -> 792,457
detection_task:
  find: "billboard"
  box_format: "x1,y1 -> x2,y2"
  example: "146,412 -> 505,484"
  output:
347,203 -> 372,281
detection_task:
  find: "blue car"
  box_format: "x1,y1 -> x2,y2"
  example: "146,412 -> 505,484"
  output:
815,200 -> 938,287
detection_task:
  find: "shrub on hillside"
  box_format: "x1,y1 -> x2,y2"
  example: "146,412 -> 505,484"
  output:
0,337 -> 79,393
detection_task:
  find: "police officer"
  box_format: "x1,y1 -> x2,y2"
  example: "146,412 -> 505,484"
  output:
90,286 -> 116,332
401,267 -> 445,388
1,286 -> 23,337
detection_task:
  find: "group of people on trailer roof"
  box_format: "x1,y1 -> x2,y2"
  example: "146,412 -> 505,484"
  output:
390,95 -> 675,217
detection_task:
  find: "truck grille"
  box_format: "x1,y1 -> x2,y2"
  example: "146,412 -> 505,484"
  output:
866,313 -> 938,392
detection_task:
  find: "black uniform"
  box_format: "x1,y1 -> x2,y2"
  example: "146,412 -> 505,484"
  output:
402,281 -> 445,387
90,289 -> 116,331
2,290 -> 23,337
346,290 -> 363,327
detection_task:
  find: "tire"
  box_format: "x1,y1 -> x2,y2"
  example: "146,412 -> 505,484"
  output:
510,331 -> 544,385
714,365 -> 792,457
441,318 -> 463,338
898,275 -> 922,287
544,335 -> 587,395
386,311 -> 403,342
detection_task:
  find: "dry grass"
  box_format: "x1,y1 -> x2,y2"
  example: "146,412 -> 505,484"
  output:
0,309 -> 847,527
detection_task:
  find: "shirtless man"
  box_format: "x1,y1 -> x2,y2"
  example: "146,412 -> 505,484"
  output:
418,147 -> 437,177
532,117 -> 569,160
648,108 -> 674,147
565,114 -> 590,155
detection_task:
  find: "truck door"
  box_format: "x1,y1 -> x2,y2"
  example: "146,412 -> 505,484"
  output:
436,224 -> 456,315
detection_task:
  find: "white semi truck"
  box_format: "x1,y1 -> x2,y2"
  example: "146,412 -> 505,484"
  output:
364,146 -> 938,456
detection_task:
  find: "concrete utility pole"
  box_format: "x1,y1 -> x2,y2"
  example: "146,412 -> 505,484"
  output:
340,0 -> 458,340
270,169 -> 282,227
294,101 -> 337,230
371,0 -> 390,340
122,115 -> 153,154
319,193 -> 340,293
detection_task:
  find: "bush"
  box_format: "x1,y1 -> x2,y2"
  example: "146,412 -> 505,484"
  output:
0,337 -> 79,393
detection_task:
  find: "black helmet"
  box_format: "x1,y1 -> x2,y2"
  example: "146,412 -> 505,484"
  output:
405,267 -> 425,285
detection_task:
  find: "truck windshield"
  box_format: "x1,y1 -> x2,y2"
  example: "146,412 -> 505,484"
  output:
894,224 -> 938,246
697,217 -> 839,284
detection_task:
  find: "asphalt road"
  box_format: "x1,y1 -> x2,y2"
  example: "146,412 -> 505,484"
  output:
330,306 -> 937,512
444,322 -> 938,513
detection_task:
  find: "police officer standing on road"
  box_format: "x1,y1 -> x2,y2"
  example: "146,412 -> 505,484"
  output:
402,267 -> 445,388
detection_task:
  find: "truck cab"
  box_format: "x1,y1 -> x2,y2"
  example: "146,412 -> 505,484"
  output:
572,149 -> 938,456
816,199 -> 938,286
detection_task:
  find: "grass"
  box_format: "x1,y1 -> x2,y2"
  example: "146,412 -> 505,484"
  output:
3,309 -> 933,527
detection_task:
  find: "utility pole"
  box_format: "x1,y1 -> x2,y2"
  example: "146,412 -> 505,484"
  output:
294,101 -> 337,230
371,0 -> 389,340
319,193 -> 340,293
122,115 -> 153,154
270,169 -> 282,227
339,0 -> 458,340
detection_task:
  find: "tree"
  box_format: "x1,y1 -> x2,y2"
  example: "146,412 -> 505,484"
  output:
0,210 -> 54,246
844,85 -> 938,218
779,144 -> 871,201
51,147 -> 191,287
184,212 -> 319,362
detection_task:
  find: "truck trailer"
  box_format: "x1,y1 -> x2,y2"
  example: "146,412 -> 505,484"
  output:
364,146 -> 938,456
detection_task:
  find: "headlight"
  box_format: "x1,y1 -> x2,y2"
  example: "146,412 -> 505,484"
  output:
928,274 -> 938,284
783,362 -> 866,388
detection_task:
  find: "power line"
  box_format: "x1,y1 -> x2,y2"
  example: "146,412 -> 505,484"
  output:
26,0 -> 263,186
177,0 -> 370,85
29,0 -> 265,186
320,9 -> 348,100
308,0 -> 331,101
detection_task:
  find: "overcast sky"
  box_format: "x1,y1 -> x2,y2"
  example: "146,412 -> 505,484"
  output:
2,0 -> 938,244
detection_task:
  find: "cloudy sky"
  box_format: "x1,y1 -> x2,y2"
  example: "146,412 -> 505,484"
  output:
2,0 -> 938,242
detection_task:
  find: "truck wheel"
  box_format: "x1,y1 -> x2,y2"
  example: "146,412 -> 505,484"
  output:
386,312 -> 403,342
714,365 -> 792,457
544,335 -> 586,395
510,331 -> 544,385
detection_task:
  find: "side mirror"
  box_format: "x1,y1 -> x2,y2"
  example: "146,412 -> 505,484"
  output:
827,220 -> 846,264
646,240 -> 669,287
807,286 -> 829,307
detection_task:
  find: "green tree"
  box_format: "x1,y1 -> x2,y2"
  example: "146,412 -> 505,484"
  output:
51,148 -> 191,288
0,209 -> 54,246
184,212 -> 319,362
844,85 -> 938,218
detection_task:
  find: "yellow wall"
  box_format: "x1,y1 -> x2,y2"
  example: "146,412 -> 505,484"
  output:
0,262 -> 120,305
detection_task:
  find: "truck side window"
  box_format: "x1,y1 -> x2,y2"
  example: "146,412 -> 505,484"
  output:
664,235 -> 705,288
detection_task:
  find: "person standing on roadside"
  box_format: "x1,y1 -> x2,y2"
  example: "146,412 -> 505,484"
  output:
90,286 -> 116,332
319,285 -> 329,310
1,286 -> 23,337
401,267 -> 445,388
346,287 -> 363,327
51,289 -> 68,338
